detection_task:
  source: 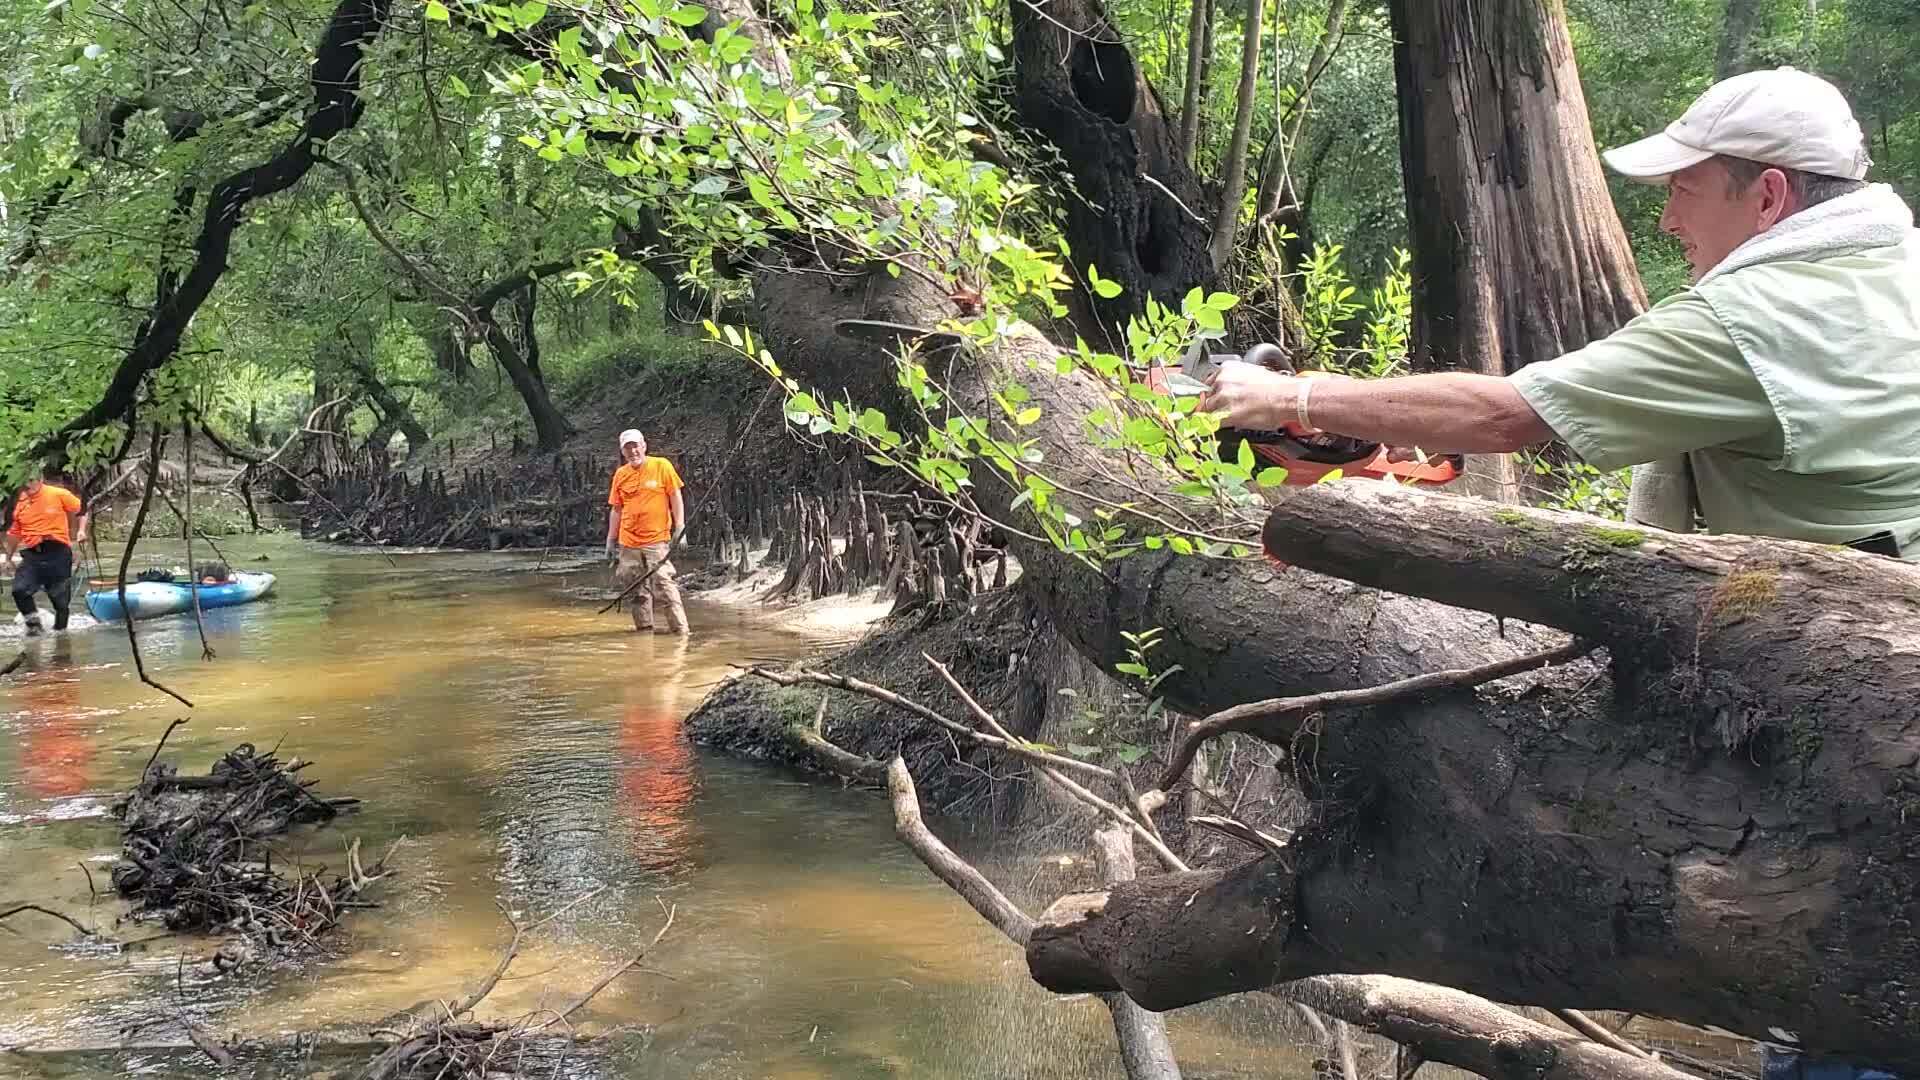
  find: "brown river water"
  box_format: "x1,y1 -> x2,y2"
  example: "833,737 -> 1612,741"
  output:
0,535 -> 1307,1078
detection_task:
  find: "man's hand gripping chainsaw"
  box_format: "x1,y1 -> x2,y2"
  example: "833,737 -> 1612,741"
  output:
1150,341 -> 1464,487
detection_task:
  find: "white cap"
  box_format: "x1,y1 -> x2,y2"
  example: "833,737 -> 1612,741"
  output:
618,428 -> 645,448
1603,67 -> 1871,184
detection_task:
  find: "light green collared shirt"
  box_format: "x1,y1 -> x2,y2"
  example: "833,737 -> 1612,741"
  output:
1509,237 -> 1920,559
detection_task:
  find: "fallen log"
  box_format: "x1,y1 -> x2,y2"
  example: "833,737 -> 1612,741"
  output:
749,263 -> 1920,1069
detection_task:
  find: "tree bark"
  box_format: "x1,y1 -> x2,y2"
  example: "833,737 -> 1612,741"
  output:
1717,0 -> 1763,78
1387,0 -> 1647,378
1008,0 -> 1216,341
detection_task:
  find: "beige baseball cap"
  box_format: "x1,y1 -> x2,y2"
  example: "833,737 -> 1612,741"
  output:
618,428 -> 645,448
1603,66 -> 1871,184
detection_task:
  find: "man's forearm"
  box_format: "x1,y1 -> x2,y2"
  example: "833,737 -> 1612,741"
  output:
3,534 -> 17,558
1298,373 -> 1554,454
606,510 -> 620,548
669,492 -> 685,539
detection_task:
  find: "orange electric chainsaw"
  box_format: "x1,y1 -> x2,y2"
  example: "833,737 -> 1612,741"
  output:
831,318 -> 1463,489
1149,340 -> 1465,488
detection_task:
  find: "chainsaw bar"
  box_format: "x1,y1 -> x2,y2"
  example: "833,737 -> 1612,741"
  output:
833,318 -> 971,355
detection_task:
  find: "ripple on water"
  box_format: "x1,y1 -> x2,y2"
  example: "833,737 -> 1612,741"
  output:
0,538 -> 1330,1078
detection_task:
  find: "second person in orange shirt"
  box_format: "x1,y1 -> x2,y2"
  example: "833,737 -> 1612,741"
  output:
604,428 -> 688,635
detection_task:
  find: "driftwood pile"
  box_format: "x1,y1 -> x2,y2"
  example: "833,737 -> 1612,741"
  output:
110,731 -> 390,961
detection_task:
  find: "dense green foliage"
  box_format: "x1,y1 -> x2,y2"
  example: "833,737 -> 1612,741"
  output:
3,0 -> 1914,515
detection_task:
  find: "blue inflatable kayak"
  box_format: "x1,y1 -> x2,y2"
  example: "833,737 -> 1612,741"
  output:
84,572 -> 277,623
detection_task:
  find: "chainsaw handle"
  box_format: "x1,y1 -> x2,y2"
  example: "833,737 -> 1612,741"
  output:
1243,342 -> 1289,371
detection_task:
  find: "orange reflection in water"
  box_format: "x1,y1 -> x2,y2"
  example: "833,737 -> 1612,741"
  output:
616,636 -> 698,871
12,640 -> 96,801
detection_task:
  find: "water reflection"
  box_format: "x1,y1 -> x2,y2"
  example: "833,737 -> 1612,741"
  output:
0,537 -> 1328,1080
616,635 -> 699,873
10,638 -> 98,804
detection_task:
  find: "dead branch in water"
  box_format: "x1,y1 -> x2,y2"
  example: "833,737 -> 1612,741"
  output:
116,425 -> 194,707
356,897 -> 676,1080
785,658 -> 1699,1080
0,904 -> 96,938
112,736 -> 386,963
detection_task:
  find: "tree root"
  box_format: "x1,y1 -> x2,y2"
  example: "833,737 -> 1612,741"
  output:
775,654 -> 1711,1080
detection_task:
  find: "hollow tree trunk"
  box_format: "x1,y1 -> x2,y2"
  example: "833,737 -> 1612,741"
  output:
1009,0 -> 1216,343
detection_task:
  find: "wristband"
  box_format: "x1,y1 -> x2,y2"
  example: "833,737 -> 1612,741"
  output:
1295,377 -> 1314,432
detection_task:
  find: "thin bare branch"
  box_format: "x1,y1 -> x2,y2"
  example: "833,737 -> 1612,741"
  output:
1156,639 -> 1595,792
117,426 -> 194,708
887,757 -> 1036,944
923,654 -> 1189,873
1207,0 -> 1264,270
1553,1008 -> 1657,1061
543,901 -> 676,1027
0,904 -> 96,938
750,666 -> 1116,784
182,421 -> 214,661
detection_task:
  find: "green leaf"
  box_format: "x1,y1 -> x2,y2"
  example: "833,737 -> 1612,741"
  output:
789,392 -> 819,414
1113,744 -> 1151,765
1168,536 -> 1195,555
690,175 -> 728,196
1316,468 -> 1344,484
857,408 -> 889,436
425,0 -> 449,20
447,72 -> 471,97
1015,406 -> 1041,426
1114,662 -> 1150,678
1256,466 -> 1290,488
669,3 -> 708,25
1067,743 -> 1102,757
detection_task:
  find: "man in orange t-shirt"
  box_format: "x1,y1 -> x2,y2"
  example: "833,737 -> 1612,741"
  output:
604,428 -> 688,635
5,468 -> 90,635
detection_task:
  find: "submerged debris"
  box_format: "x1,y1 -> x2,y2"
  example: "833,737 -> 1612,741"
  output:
110,736 -> 391,959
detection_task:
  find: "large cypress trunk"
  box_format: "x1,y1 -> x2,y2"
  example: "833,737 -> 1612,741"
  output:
1387,0 -> 1647,378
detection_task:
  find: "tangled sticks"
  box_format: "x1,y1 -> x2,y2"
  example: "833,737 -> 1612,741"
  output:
111,733 -> 388,956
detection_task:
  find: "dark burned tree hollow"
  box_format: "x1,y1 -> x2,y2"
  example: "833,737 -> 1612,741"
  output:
1387,0 -> 1647,378
1007,0 -> 1216,343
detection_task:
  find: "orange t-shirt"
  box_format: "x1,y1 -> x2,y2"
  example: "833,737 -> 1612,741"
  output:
8,484 -> 83,549
608,458 -> 683,547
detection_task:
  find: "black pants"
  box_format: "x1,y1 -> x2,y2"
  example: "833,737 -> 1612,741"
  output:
11,541 -> 74,630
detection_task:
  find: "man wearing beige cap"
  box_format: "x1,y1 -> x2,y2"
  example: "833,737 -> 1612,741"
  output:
605,428 -> 688,634
1205,66 -> 1920,559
